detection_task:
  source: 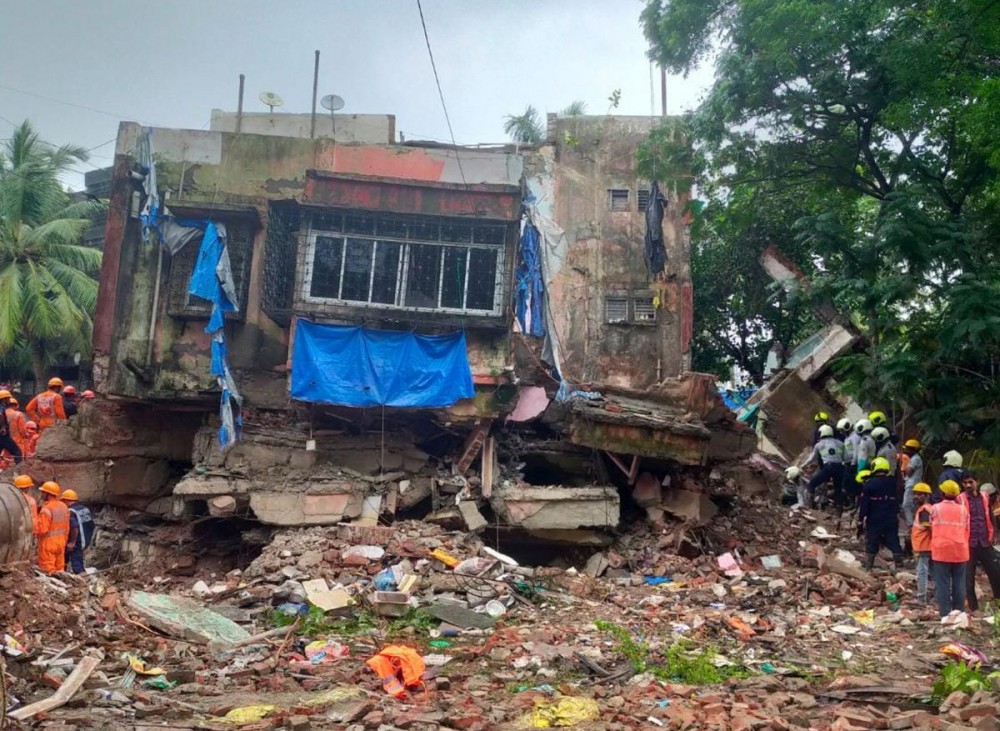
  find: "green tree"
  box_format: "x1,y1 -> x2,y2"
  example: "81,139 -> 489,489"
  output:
0,121 -> 103,385
503,105 -> 544,144
642,0 -> 1000,446
560,100 -> 587,116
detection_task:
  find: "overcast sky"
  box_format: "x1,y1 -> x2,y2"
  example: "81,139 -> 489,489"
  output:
0,0 -> 712,190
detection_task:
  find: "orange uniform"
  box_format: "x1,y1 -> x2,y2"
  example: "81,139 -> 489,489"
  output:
26,389 -> 66,431
911,503 -> 932,553
23,432 -> 38,458
930,499 -> 971,563
36,498 -> 69,574
5,407 -> 26,453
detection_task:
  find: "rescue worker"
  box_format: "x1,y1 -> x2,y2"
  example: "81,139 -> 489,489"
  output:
936,450 -> 965,504
900,439 -> 925,527
930,480 -> 970,619
5,397 -> 26,455
812,412 -> 830,445
854,419 -> 877,473
958,472 -> 1000,613
0,390 -> 22,463
869,410 -> 888,430
26,377 -> 67,432
35,481 -> 69,574
805,424 -> 845,509
14,474 -> 38,530
871,427 -> 897,473
982,483 -> 1000,536
858,457 -> 905,572
62,386 -> 78,418
835,417 -> 853,442
22,421 -> 39,458
82,390 -> 95,401
782,466 -> 806,508
910,483 -> 934,605
61,489 -> 95,574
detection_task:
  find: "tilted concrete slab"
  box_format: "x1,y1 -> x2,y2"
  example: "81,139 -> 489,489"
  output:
127,591 -> 251,645
491,485 -> 619,530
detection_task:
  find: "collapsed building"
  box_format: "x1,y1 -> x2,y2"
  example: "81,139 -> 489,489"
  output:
32,109 -> 755,556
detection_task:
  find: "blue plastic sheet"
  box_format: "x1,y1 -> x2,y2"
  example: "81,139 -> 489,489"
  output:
515,221 -> 545,337
291,321 -> 475,408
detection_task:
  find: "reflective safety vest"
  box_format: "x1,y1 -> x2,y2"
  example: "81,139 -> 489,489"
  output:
365,644 -> 425,698
69,504 -> 96,549
930,500 -> 970,563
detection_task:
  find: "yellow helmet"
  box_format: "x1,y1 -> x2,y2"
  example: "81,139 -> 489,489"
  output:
60,489 -> 78,502
904,439 -> 921,450
39,481 -> 61,497
13,475 -> 33,489
0,390 -> 11,400
855,469 -> 872,484
912,482 -> 932,495
871,457 -> 892,474
869,410 -> 887,427
48,377 -> 64,388
814,411 -> 829,423
940,480 -> 961,498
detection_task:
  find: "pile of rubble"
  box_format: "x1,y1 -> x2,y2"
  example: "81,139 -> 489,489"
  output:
3,494 -> 1000,730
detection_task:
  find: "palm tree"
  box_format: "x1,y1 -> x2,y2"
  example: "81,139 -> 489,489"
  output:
0,121 -> 103,386
561,100 -> 587,116
503,105 -> 544,144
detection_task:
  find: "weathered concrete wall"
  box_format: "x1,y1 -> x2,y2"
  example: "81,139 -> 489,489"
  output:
210,110 -> 395,144
523,116 -> 692,390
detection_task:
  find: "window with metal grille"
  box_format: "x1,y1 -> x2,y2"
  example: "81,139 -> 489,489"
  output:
301,211 -> 508,316
633,297 -> 657,321
262,204 -> 300,326
167,222 -> 253,319
608,189 -> 630,212
605,297 -> 629,323
637,187 -> 651,211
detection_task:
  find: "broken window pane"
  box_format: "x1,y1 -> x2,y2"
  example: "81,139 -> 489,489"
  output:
404,244 -> 442,308
605,296 -> 629,323
466,248 -> 498,311
441,247 -> 468,309
310,236 -> 343,299
609,189 -> 630,212
341,238 -> 373,302
371,241 -> 401,305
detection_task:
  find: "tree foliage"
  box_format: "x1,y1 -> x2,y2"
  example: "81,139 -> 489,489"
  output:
503,105 -> 544,144
0,121 -> 103,385
642,0 -> 1000,447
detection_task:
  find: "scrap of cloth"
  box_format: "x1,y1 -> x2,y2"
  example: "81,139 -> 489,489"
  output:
290,320 -> 475,408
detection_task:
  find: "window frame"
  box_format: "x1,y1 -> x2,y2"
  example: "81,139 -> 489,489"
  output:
300,213 -> 506,317
604,294 -> 658,326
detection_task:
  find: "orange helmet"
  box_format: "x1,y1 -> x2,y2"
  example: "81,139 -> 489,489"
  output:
0,390 -> 11,400
48,377 -> 64,388
82,390 -> 95,399
63,386 -> 76,396
39,481 -> 61,497
13,475 -> 33,489
60,489 -> 78,502
25,421 -> 37,431
9,398 -> 17,408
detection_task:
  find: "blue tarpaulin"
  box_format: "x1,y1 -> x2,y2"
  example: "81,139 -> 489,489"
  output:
515,220 -> 545,337
290,321 -> 475,408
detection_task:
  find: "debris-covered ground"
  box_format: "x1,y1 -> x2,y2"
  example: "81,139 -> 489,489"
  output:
3,496 -> 1000,730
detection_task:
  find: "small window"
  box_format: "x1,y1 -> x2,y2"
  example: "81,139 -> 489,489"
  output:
633,297 -> 657,322
637,188 -> 651,211
168,222 -> 253,319
608,189 -> 630,212
605,297 -> 629,323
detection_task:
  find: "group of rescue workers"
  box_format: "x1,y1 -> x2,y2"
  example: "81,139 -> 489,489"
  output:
0,377 -> 96,574
782,410 -> 1000,622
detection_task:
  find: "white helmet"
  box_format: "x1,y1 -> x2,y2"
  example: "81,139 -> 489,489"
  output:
837,418 -> 853,432
981,483 -> 997,496
785,466 -> 802,480
943,450 -> 963,468
871,426 -> 890,443
818,425 -> 834,438
855,419 -> 873,435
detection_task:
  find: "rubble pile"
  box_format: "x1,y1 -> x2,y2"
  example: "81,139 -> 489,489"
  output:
3,495 -> 1000,730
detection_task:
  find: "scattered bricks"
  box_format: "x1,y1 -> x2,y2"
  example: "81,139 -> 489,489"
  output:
835,710 -> 878,727
447,713 -> 486,730
434,677 -> 451,691
768,718 -> 791,731
941,692 -> 972,711
974,716 -> 1000,731
361,710 -> 385,727
285,716 -> 310,730
890,711 -> 934,729
958,705 -> 996,723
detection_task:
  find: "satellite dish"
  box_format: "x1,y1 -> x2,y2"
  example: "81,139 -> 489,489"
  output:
258,91 -> 284,112
320,94 -> 345,112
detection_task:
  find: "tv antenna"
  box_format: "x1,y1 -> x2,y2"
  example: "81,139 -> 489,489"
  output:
320,94 -> 345,137
259,91 -> 284,113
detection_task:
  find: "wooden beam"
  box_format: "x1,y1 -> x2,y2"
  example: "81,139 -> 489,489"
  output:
9,656 -> 99,720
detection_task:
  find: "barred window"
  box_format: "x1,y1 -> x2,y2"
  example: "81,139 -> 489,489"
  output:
168,223 -> 253,320
605,295 -> 657,325
608,189 -> 630,212
301,211 -> 507,316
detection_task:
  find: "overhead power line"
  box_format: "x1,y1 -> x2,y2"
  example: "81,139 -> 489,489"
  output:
0,82 -> 132,121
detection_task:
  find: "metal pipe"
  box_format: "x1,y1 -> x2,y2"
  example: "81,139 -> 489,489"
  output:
660,66 -> 667,117
236,74 -> 245,134
310,50 -> 320,139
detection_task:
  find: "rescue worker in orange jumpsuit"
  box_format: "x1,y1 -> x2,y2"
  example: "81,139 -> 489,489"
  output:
6,397 -> 27,453
22,421 -> 39,458
0,389 -> 23,464
14,474 -> 39,530
26,378 -> 67,432
35,481 -> 69,574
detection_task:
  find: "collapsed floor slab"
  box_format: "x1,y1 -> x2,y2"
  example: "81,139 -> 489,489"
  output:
489,484 -> 619,531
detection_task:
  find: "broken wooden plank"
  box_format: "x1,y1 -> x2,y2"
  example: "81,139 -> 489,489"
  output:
9,655 -> 99,720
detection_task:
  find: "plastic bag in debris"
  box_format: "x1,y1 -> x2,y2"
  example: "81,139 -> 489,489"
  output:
127,654 -> 166,675
219,704 -> 275,723
304,639 -> 349,664
940,642 -> 988,667
518,696 -> 600,728
142,676 -> 177,690
374,568 -> 398,592
454,557 -> 496,576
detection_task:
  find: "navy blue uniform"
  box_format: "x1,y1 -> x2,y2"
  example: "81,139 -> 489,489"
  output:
859,475 -> 903,559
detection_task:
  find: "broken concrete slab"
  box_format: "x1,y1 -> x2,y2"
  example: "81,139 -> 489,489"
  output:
425,603 -> 496,630
208,495 -> 237,516
458,501 -> 488,533
491,485 -> 619,530
249,490 -> 364,526
660,488 -> 718,524
127,591 -> 251,645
